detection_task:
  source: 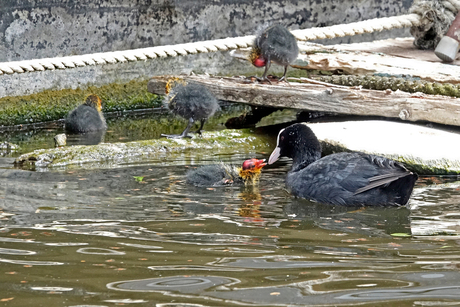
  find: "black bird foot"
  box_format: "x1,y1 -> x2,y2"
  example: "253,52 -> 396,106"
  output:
190,130 -> 203,136
160,133 -> 192,139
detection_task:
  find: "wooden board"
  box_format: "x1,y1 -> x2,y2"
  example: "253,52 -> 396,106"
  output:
148,75 -> 460,127
297,38 -> 460,84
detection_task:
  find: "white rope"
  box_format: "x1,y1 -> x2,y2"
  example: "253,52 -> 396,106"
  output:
292,13 -> 421,40
0,14 -> 422,76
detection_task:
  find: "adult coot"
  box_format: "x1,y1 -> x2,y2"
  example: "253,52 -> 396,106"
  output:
250,24 -> 299,82
161,78 -> 220,139
186,159 -> 266,187
65,94 -> 107,133
268,123 -> 418,206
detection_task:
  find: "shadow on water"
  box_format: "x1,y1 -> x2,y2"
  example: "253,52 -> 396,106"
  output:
0,106 -> 460,306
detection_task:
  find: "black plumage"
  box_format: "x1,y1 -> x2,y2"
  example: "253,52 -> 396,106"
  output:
186,159 -> 266,187
162,79 -> 220,138
65,94 -> 107,133
268,123 -> 418,206
251,24 -> 299,82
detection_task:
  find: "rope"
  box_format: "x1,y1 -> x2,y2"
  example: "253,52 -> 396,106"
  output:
292,13 -> 421,41
0,14 -> 423,76
410,0 -> 460,49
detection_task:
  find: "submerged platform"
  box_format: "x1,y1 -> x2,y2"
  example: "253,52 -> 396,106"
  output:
13,120 -> 460,175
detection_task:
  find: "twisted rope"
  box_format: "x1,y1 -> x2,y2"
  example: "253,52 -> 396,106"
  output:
292,13 -> 421,40
0,14 -> 423,76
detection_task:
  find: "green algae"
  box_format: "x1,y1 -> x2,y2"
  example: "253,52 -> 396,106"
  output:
0,79 -> 162,127
1,103 -> 251,157
14,129 -> 273,170
314,74 -> 460,98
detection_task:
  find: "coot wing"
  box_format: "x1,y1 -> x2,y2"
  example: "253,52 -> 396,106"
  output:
286,152 -> 416,206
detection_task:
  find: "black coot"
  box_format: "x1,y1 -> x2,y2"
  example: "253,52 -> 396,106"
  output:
161,79 -> 220,139
65,94 -> 107,133
250,24 -> 299,82
186,158 -> 266,187
268,123 -> 418,206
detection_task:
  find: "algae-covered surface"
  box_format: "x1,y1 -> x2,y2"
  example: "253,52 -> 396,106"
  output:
0,79 -> 162,127
15,129 -> 273,169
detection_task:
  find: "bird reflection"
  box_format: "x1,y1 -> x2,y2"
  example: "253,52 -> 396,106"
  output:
65,130 -> 106,146
284,198 -> 412,237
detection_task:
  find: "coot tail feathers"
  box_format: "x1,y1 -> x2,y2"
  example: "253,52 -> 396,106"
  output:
354,171 -> 417,195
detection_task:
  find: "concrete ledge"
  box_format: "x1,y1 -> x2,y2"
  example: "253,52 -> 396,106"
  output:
14,129 -> 273,170
13,119 -> 460,175
310,120 -> 460,175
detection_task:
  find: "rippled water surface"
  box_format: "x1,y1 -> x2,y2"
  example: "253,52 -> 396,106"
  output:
0,110 -> 460,307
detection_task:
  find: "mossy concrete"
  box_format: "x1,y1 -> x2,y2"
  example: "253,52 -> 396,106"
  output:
0,79 -> 161,127
13,119 -> 460,175
14,129 -> 274,170
311,121 -> 460,175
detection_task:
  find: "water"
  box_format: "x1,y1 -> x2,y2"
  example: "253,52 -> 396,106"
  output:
0,109 -> 460,306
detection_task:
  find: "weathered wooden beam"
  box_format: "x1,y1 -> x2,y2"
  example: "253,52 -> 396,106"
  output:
147,75 -> 460,127
231,38 -> 460,83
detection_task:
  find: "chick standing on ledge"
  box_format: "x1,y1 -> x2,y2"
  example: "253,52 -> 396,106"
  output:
250,24 -> 299,82
161,78 -> 220,139
186,159 -> 267,187
65,94 -> 107,133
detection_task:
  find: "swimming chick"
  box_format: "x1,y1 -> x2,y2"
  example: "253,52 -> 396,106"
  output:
250,24 -> 299,82
65,94 -> 107,133
186,158 -> 267,187
268,123 -> 418,206
161,78 -> 220,139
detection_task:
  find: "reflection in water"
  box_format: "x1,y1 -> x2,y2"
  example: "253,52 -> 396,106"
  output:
410,181 -> 460,236
0,258 -> 64,265
107,275 -> 239,293
107,272 -> 460,305
0,247 -> 36,255
76,247 -> 126,255
284,199 -> 412,237
65,130 -> 106,146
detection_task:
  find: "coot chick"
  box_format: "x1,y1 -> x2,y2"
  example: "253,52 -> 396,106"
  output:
268,123 -> 418,206
186,158 -> 266,187
65,94 -> 107,133
250,24 -> 299,82
161,78 -> 220,139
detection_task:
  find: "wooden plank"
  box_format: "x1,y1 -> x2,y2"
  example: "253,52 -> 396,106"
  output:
296,41 -> 460,84
330,38 -> 451,63
147,75 -> 460,127
230,38 -> 460,83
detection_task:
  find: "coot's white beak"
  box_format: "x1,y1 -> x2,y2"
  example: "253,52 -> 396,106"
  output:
268,146 -> 281,165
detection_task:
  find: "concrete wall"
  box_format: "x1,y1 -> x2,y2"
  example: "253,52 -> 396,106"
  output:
1,0 -> 413,62
0,0 -> 414,98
